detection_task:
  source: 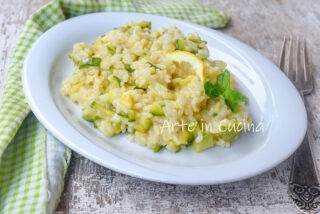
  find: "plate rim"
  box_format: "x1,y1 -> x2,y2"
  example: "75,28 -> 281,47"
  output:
23,12 -> 307,185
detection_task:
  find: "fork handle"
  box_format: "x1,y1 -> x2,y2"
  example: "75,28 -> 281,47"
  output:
289,130 -> 320,213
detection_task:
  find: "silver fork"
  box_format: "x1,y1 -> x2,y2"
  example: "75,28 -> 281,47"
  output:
279,36 -> 320,214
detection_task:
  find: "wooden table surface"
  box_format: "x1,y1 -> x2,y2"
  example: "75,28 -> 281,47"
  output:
1,0 -> 320,213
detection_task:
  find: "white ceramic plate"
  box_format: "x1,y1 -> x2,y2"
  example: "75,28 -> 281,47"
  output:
23,12 -> 307,185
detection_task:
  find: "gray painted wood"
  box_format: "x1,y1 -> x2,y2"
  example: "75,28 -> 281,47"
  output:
1,0 -> 319,213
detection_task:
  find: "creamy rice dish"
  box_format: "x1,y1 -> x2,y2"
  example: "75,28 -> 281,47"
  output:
61,21 -> 250,153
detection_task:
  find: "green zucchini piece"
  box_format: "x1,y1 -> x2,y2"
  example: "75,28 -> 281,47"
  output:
79,57 -> 101,69
137,116 -> 152,132
153,145 -> 164,152
221,130 -> 239,142
138,21 -> 151,29
128,110 -> 136,122
112,121 -> 122,134
109,65 -> 114,73
146,62 -> 160,69
117,110 -> 135,122
107,45 -> 116,56
175,39 -> 186,51
166,141 -> 181,153
119,94 -> 133,109
81,107 -> 99,121
125,64 -> 135,73
112,76 -> 121,87
90,101 -> 114,118
150,102 -> 165,116
69,54 -> 79,65
193,134 -> 215,153
186,134 -> 195,147
117,112 -> 128,117
190,49 -> 198,54
134,86 -> 147,90
119,25 -> 131,32
187,121 -> 199,134
188,38 -> 207,44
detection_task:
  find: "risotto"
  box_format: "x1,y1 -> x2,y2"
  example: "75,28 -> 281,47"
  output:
61,21 -> 250,153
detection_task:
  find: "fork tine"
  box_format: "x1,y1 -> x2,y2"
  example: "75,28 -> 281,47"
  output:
303,38 -> 313,93
279,36 -> 286,72
280,36 -> 313,95
296,38 -> 302,82
287,35 -> 295,80
303,38 -> 312,82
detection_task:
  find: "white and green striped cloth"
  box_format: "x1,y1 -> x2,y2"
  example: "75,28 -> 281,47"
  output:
0,0 -> 229,213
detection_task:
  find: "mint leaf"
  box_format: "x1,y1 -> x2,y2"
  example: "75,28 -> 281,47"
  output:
217,69 -> 230,93
222,89 -> 248,112
204,78 -> 220,98
223,89 -> 247,103
204,68 -> 248,112
224,99 -> 238,112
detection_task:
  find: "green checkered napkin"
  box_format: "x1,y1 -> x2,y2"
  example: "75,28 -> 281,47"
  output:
0,0 -> 229,213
